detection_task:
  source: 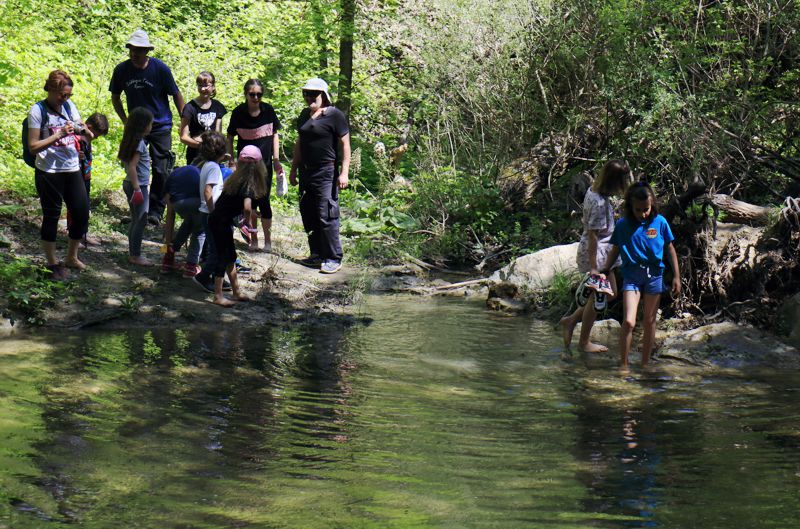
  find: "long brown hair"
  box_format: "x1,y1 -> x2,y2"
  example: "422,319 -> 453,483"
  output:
222,160 -> 267,199
593,159 -> 631,197
117,107 -> 153,162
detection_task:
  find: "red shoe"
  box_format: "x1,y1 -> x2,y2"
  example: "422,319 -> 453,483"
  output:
160,248 -> 176,273
182,262 -> 201,278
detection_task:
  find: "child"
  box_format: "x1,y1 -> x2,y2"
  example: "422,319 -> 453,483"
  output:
207,145 -> 267,306
117,107 -> 154,266
161,164 -> 204,277
560,160 -> 630,352
602,182 -> 681,369
74,113 -> 109,245
192,131 -> 230,293
180,71 -> 227,165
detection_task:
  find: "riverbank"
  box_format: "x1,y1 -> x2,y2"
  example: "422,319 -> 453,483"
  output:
0,190 -> 371,331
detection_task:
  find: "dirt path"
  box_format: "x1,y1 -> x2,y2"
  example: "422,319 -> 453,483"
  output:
1,192 -> 369,330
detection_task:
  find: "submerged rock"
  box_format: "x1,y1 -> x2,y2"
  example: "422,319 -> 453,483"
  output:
778,292 -> 800,349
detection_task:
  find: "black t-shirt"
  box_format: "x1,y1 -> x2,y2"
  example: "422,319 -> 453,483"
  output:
210,186 -> 256,225
182,99 -> 227,138
296,106 -> 349,168
226,102 -> 281,161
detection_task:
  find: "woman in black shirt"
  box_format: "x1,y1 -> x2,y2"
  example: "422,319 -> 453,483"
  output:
226,78 -> 284,252
289,78 -> 351,274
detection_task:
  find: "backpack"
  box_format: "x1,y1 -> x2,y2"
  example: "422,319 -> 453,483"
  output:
21,100 -> 74,168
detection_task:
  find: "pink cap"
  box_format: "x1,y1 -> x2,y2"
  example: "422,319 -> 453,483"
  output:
239,145 -> 262,162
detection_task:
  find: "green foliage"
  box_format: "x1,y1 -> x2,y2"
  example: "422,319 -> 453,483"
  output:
0,252 -> 66,325
543,271 -> 580,309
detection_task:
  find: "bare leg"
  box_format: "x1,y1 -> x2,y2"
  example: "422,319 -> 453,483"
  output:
42,240 -> 58,266
261,218 -> 272,251
64,238 -> 85,270
578,292 -> 607,353
213,272 -> 235,307
249,212 -> 259,250
640,293 -> 661,366
229,264 -> 250,301
620,290 -> 640,370
559,305 -> 584,349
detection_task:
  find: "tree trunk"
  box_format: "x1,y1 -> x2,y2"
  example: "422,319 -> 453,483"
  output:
337,0 -> 355,117
711,194 -> 772,225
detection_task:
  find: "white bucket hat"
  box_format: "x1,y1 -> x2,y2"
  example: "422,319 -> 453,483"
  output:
301,78 -> 331,104
126,29 -> 154,50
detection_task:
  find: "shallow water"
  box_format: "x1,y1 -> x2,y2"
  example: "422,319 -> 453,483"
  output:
1,295 -> 799,528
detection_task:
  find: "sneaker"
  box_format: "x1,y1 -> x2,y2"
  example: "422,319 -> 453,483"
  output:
585,273 -> 602,291
192,274 -> 214,293
235,263 -> 252,275
575,274 -> 592,307
182,263 -> 201,278
598,276 -> 614,295
594,292 -> 607,312
320,260 -> 342,274
238,224 -> 252,244
160,250 -> 176,273
299,255 -> 322,268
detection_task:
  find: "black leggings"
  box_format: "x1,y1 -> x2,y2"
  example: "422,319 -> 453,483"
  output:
35,168 -> 89,242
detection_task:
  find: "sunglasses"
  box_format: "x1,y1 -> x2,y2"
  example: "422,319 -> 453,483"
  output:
303,90 -> 322,99
248,92 -> 263,99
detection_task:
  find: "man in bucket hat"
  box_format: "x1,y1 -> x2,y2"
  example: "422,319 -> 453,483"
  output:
110,29 -> 184,226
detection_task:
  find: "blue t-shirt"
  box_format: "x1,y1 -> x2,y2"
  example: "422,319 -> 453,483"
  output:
609,214 -> 674,275
109,58 -> 180,133
165,165 -> 201,202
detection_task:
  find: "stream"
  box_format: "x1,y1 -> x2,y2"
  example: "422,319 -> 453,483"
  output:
1,294 -> 799,528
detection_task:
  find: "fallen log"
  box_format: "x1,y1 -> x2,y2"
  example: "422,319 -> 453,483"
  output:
711,194 -> 771,225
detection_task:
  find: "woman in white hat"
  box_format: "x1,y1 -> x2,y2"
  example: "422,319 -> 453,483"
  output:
289,78 -> 351,274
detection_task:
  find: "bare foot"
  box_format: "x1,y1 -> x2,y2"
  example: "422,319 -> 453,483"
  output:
559,316 -> 576,349
248,243 -> 259,252
579,341 -> 609,353
64,258 -> 86,270
128,256 -> 153,266
232,293 -> 250,302
213,296 -> 236,307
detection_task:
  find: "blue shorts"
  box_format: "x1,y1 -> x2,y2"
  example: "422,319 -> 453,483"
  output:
621,266 -> 664,295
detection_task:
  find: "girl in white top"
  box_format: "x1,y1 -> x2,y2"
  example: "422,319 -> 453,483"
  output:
560,160 -> 630,352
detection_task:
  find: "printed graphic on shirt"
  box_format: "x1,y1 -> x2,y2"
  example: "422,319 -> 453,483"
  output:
125,78 -> 156,91
197,112 -> 217,130
646,228 -> 658,238
237,123 -> 274,140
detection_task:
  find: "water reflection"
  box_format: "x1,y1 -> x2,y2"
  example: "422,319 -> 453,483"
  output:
1,296 -> 799,528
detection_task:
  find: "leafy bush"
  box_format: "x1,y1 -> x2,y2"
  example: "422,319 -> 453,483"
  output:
0,253 -> 66,325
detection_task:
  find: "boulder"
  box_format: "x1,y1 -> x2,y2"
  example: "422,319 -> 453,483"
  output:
574,318 -> 621,349
778,292 -> 800,348
490,243 -> 579,291
658,321 -> 800,367
486,297 -> 529,314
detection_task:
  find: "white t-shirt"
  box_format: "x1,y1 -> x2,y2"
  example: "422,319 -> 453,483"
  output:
198,161 -> 223,214
28,100 -> 82,173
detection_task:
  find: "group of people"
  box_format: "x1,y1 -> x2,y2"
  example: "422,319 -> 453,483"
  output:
26,30 -> 351,306
560,160 -> 682,370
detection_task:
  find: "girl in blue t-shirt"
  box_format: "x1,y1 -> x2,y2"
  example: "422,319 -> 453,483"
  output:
118,107 -> 154,266
602,182 -> 681,369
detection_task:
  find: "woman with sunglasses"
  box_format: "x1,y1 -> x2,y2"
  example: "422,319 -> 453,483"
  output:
226,78 -> 283,252
289,78 -> 350,274
26,69 -> 90,280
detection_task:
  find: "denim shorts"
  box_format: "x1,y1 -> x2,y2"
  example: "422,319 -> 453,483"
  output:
622,266 -> 664,294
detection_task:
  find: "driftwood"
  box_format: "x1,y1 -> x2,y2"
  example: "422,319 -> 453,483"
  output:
710,194 -> 772,225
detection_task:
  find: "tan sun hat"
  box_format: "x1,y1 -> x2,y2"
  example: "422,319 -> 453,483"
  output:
125,29 -> 154,50
301,78 -> 331,104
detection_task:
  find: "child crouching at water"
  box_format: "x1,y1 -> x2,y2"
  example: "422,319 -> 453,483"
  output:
207,145 -> 267,306
118,108 -> 154,266
601,182 -> 681,369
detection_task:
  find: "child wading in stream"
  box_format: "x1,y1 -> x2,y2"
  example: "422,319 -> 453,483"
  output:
601,181 -> 681,369
207,145 -> 267,306
560,160 -> 630,352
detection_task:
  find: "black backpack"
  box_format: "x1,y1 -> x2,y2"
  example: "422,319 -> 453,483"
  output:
22,101 -> 73,168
